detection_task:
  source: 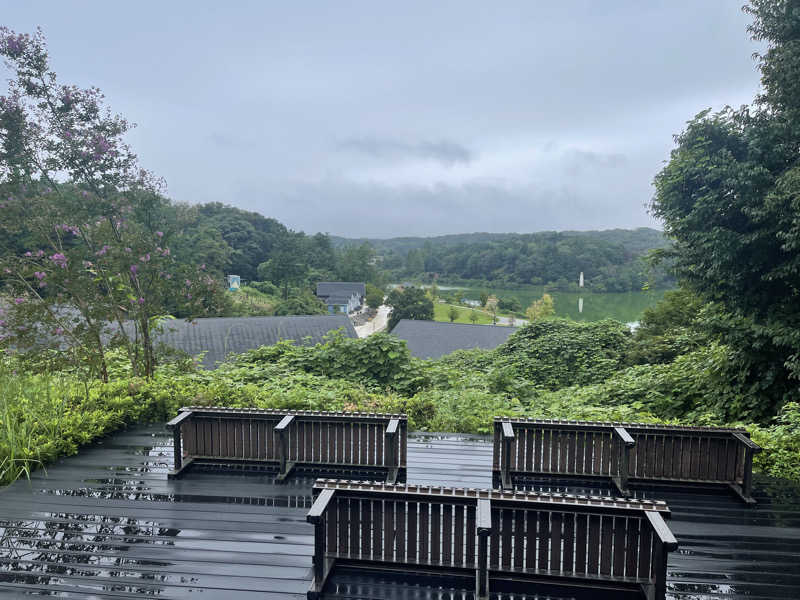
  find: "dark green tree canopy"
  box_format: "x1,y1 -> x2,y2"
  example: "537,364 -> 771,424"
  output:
650,0 -> 800,413
386,286 -> 434,331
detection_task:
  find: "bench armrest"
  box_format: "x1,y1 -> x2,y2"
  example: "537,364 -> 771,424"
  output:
166,410 -> 193,430
645,511 -> 678,552
732,432 -> 762,453
307,488 -> 335,524
501,421 -> 514,439
386,418 -> 399,435
275,414 -> 295,431
613,426 -> 635,447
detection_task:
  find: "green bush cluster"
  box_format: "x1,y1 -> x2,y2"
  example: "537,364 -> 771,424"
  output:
495,319 -> 631,389
2,314 -> 799,486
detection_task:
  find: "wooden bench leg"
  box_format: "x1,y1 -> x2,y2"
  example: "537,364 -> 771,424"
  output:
729,482 -> 757,505
386,467 -> 399,484
611,475 -> 631,497
167,457 -> 193,480
276,461 -> 295,482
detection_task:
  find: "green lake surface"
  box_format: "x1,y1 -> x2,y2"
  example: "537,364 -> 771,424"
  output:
412,284 -> 667,323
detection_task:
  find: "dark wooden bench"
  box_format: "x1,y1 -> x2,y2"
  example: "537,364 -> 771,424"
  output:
493,418 -> 761,504
166,407 -> 407,483
307,479 -> 677,600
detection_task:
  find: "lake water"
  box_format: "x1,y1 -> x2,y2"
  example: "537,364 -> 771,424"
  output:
405,284 -> 666,323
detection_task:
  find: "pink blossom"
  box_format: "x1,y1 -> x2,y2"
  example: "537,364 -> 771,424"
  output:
162,247 -> 170,256
138,297 -> 145,305
34,271 -> 45,280
124,247 -> 132,253
3,268 -> 10,274
185,279 -> 191,287
49,253 -> 67,269
14,298 -> 24,304
54,327 -> 64,335
24,251 -> 31,257
130,264 -> 138,274
199,263 -> 206,270
95,245 -> 110,256
140,253 -> 150,263
156,231 -> 163,238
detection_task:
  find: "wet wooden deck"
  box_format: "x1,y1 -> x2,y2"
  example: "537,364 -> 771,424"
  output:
0,423 -> 798,598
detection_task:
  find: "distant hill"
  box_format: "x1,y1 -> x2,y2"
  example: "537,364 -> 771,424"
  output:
333,228 -> 669,255
332,228 -> 672,292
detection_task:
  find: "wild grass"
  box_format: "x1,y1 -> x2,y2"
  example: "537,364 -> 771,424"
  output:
0,369 -> 62,485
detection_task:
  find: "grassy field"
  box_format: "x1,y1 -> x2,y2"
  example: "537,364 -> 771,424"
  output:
433,303 -> 499,325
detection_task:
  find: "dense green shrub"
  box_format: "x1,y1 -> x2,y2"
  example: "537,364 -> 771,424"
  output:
496,319 -> 631,389
235,332 -> 428,396
272,291 -> 327,316
749,403 -> 800,482
538,344 -> 739,422
247,281 -> 280,296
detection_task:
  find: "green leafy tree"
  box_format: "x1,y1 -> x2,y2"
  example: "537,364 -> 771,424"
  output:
469,310 -> 479,324
479,290 -> 489,307
497,296 -> 522,312
256,232 -> 308,299
0,28 -> 225,379
386,286 -> 434,330
365,283 -> 384,309
448,306 -> 460,322
526,293 -> 555,322
650,1 -> 800,415
194,202 -> 287,281
336,242 -> 377,283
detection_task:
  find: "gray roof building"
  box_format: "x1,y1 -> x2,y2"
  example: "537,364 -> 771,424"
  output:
156,315 -> 356,369
316,282 -> 366,300
390,319 -> 519,359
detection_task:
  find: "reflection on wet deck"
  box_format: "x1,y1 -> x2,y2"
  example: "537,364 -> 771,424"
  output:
0,425 -> 798,598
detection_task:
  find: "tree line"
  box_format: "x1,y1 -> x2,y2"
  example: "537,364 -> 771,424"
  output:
339,228 -> 673,292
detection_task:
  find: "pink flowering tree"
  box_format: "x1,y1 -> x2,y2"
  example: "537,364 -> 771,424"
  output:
0,28 -> 225,379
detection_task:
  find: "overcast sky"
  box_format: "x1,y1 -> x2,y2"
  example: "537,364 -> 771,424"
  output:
2,1 -> 762,237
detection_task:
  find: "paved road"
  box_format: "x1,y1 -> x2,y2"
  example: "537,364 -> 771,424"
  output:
354,304 -> 391,337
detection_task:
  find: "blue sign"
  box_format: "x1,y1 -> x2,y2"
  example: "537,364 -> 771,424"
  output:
227,275 -> 241,291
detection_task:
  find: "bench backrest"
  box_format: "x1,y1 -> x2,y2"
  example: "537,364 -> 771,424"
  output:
493,420 -> 618,477
309,479 -> 676,595
170,407 -> 406,470
494,418 -> 756,485
624,424 -> 746,482
488,495 -> 670,583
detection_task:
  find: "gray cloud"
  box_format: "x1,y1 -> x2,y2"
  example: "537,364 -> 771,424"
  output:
339,137 -> 473,166
563,150 -> 628,176
208,132 -> 256,150
2,0 -> 764,236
